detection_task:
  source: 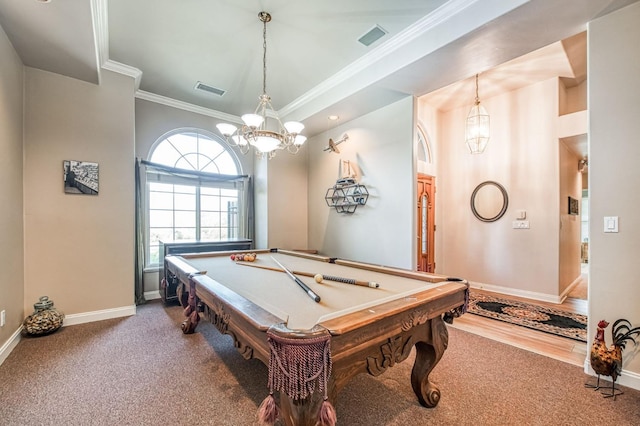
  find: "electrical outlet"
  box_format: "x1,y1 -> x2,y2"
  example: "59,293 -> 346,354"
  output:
1,310 -> 5,327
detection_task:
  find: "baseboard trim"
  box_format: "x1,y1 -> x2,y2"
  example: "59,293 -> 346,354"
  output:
144,290 -> 161,301
63,305 -> 137,327
559,275 -> 583,303
0,327 -> 22,367
584,363 -> 640,392
469,281 -> 563,304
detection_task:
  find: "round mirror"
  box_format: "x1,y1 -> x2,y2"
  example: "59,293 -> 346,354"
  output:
471,181 -> 508,222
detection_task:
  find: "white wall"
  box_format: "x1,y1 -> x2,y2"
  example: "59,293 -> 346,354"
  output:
588,1 -> 640,386
435,78 -> 562,300
0,22 -> 24,351
307,97 -> 415,269
23,68 -> 135,316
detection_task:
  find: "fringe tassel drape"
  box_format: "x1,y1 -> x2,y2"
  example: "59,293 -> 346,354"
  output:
258,330 -> 335,426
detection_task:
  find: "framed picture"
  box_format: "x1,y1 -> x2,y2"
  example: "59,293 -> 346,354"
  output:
568,196 -> 579,215
63,160 -> 99,195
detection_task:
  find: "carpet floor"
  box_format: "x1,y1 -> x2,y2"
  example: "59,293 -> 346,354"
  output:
468,292 -> 588,342
0,300 -> 639,425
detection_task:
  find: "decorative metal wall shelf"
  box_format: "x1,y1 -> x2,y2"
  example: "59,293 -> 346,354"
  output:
325,178 -> 369,214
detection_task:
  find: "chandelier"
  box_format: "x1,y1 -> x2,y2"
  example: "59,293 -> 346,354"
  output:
465,73 -> 490,154
216,12 -> 306,159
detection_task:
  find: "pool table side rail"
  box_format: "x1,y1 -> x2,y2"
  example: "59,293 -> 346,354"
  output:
175,248 -> 333,263
319,282 -> 467,335
334,258 -> 463,283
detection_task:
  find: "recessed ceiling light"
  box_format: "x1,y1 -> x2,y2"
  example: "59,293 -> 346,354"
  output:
36,0 -> 52,3
328,115 -> 339,121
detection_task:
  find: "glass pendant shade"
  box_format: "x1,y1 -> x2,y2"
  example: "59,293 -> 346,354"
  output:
241,114 -> 264,128
294,135 -> 307,146
284,121 -> 304,134
251,135 -> 281,153
216,123 -> 238,136
465,103 -> 490,154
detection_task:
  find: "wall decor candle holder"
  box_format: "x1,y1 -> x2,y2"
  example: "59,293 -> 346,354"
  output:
325,177 -> 369,214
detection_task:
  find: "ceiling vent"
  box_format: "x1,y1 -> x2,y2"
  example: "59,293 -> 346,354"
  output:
358,25 -> 388,47
194,81 -> 226,97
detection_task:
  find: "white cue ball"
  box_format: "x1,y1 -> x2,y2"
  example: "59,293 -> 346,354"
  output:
314,274 -> 324,283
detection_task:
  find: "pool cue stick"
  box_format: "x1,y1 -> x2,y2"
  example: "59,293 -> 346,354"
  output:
235,261 -> 380,288
270,256 -> 321,303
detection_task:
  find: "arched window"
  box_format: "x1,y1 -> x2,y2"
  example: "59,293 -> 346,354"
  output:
145,129 -> 247,266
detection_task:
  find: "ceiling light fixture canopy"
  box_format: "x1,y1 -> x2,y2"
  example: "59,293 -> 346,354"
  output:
216,12 -> 306,159
465,73 -> 490,154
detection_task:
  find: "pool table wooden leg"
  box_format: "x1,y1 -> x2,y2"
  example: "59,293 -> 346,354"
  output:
410,315 -> 448,407
277,383 -> 338,426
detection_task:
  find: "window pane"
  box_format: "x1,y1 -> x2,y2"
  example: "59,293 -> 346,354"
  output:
220,197 -> 237,212
150,210 -> 174,227
215,152 -> 239,175
169,133 -> 198,159
221,188 -> 238,197
175,154 -> 200,171
174,185 -> 196,194
149,228 -> 174,244
149,182 -> 174,192
201,227 -> 221,240
201,194 -> 220,211
199,141 -> 225,167
150,143 -> 182,166
149,191 -> 174,209
201,211 -> 220,227
175,211 -> 195,227
174,228 -> 196,240
149,245 -> 160,266
201,187 -> 220,196
174,193 -> 196,210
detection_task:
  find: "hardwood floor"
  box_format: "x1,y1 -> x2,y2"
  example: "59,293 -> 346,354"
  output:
450,288 -> 589,368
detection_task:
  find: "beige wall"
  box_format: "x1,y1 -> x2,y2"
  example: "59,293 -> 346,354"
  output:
434,78 -> 564,300
23,68 -> 135,316
588,1 -> 640,385
307,97 -> 415,269
263,149 -> 308,250
558,141 -> 582,295
0,23 -> 24,351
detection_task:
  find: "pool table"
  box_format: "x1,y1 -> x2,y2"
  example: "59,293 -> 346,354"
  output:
164,248 -> 468,426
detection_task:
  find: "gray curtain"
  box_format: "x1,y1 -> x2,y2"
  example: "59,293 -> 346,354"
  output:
134,158 -> 146,305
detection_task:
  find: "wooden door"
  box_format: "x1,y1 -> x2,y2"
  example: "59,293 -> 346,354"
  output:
417,174 -> 435,272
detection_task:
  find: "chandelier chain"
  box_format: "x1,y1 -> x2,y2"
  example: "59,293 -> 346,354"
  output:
475,73 -> 480,104
262,15 -> 268,96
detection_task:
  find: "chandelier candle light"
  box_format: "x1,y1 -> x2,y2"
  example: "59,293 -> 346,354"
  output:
465,73 -> 490,154
216,12 -> 306,159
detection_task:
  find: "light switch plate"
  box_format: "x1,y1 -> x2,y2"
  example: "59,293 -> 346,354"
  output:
604,216 -> 619,233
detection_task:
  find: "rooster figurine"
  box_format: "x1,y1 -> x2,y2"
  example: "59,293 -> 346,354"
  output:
586,319 -> 640,399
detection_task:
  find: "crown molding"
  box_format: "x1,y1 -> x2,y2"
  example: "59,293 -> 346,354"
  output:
103,60 -> 143,90
279,0 -> 480,117
90,0 -> 109,84
135,90 -> 242,123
